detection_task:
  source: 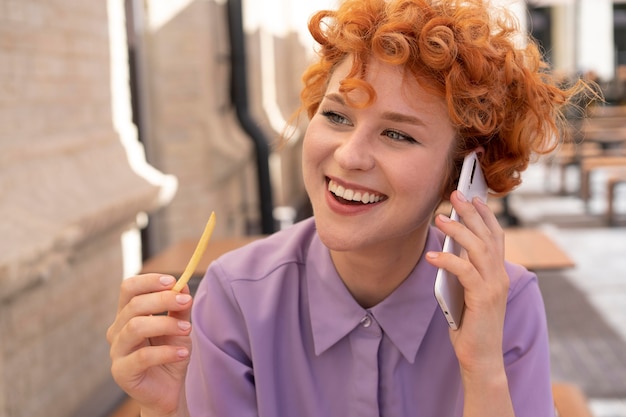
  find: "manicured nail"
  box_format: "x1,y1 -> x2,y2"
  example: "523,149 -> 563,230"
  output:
456,191 -> 467,202
160,275 -> 175,286
473,196 -> 486,206
176,348 -> 189,358
426,251 -> 440,259
178,321 -> 191,331
438,214 -> 451,223
176,294 -> 192,304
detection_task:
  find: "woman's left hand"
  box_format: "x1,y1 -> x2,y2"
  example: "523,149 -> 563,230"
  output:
426,190 -> 509,375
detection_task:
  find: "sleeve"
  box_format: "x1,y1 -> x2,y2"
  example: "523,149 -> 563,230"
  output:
185,260 -> 258,417
502,267 -> 556,417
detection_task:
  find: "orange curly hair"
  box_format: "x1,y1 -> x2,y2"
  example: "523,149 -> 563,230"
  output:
299,0 -> 589,196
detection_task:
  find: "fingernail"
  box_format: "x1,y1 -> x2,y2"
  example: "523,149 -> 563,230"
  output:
473,196 -> 486,206
456,191 -> 467,202
438,214 -> 451,223
176,348 -> 189,358
426,251 -> 440,259
176,294 -> 192,304
160,275 -> 175,286
178,320 -> 191,331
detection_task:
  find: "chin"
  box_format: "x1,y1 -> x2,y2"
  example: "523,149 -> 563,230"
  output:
313,216 -> 374,252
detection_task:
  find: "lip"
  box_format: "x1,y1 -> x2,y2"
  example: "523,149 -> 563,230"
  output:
324,176 -> 387,215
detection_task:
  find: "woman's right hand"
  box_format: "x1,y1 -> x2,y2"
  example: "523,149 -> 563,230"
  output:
106,274 -> 193,417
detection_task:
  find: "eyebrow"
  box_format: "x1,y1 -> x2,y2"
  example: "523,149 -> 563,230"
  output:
324,93 -> 426,126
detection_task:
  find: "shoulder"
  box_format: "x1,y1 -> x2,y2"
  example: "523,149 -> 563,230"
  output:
502,261 -> 549,350
209,217 -> 318,283
505,261 -> 540,302
193,217 -> 320,324
502,257 -> 546,322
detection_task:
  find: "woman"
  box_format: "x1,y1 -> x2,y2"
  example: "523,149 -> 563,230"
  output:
107,0 -> 589,416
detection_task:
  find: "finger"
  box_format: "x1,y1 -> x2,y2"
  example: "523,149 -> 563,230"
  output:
427,250 -> 482,289
168,285 -> 192,321
427,249 -> 507,313
144,290 -> 191,313
473,197 -> 505,257
434,212 -> 485,261
111,344 -> 190,386
124,291 -> 192,324
449,191 -> 491,238
110,314 -> 192,359
108,290 -> 193,344
117,274 -> 177,313
438,192 -> 504,267
471,195 -> 500,231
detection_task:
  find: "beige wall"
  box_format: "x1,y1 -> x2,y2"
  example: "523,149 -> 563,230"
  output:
0,0 -> 172,415
0,0 -> 310,414
139,0 -> 257,249
137,0 -> 308,250
0,0 -> 308,414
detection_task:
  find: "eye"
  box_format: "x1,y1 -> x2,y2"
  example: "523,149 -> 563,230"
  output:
383,129 -> 418,144
321,110 -> 352,126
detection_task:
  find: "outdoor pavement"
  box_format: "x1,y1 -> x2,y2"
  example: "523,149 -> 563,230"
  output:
508,160 -> 626,417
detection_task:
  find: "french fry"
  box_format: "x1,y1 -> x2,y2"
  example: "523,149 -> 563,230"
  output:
172,211 -> 216,292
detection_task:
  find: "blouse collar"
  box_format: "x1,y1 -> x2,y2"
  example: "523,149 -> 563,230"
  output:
306,225 -> 442,363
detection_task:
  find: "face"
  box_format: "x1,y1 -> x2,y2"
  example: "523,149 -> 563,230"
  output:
302,57 -> 457,254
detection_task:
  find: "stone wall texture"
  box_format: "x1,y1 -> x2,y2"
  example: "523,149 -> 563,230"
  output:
0,0 -> 308,415
0,0 -> 172,416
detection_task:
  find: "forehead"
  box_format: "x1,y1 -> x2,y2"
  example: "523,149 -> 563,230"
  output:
326,57 -> 451,121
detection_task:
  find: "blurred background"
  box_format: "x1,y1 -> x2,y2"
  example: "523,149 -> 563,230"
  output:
0,0 -> 625,416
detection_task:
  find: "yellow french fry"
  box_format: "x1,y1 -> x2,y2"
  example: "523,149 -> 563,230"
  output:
172,211 -> 216,292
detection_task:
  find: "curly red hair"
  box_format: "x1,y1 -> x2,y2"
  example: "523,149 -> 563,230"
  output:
299,0 -> 589,196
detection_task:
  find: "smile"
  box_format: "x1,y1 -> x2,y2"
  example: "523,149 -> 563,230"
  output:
327,179 -> 386,204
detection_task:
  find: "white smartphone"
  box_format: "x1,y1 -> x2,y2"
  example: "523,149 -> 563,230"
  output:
433,151 -> 488,330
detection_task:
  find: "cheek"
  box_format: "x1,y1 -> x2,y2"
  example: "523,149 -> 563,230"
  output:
302,124 -> 328,171
301,128 -> 324,188
394,158 -> 448,200
301,133 -> 315,174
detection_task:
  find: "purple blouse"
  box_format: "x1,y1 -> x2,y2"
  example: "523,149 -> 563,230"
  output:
187,217 -> 555,417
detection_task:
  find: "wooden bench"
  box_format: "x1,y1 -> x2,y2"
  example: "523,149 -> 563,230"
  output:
108,397 -> 139,417
140,227 -> 575,277
547,141 -> 602,195
552,382 -> 595,417
579,156 -> 626,203
140,235 -> 263,293
581,114 -> 626,152
607,168 -> 626,225
503,228 -> 575,270
141,236 -> 263,276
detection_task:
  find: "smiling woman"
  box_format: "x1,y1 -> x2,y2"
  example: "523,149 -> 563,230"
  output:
107,1 -> 592,417
302,56 -> 455,262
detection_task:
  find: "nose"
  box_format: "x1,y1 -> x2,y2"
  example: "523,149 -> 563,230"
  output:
333,130 -> 376,171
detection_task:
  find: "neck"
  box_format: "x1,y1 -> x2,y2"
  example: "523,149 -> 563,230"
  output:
330,229 -> 429,308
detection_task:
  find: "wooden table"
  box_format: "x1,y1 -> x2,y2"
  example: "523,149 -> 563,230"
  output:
503,228 -> 575,270
582,121 -> 626,151
141,236 -> 263,276
141,228 -> 574,280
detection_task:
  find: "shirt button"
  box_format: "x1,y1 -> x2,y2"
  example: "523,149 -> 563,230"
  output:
360,315 -> 372,328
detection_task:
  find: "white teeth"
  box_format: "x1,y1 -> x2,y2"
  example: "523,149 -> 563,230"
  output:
327,179 -> 383,204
